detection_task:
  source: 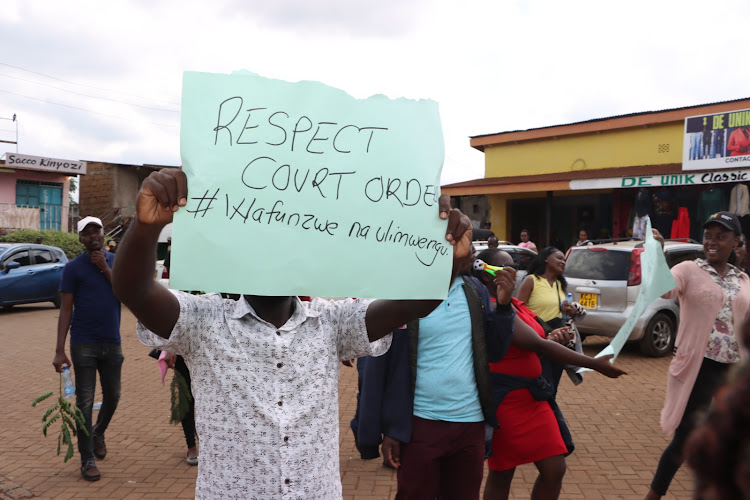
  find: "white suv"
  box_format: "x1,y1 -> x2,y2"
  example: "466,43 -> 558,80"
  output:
564,240 -> 704,357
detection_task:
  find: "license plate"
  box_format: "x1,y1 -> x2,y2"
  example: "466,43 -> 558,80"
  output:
579,292 -> 598,309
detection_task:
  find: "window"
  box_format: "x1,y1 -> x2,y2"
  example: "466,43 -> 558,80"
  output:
509,250 -> 535,271
666,250 -> 704,268
4,250 -> 31,267
32,249 -> 53,264
564,249 -> 632,281
51,249 -> 63,262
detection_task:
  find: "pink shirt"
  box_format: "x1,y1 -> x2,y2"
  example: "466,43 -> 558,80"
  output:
518,241 -> 537,252
660,260 -> 750,435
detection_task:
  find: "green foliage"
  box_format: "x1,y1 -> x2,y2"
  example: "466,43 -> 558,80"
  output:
170,370 -> 193,425
32,391 -> 54,406
33,375 -> 89,462
0,229 -> 83,259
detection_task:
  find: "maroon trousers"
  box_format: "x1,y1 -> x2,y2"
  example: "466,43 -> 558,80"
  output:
396,416 -> 485,500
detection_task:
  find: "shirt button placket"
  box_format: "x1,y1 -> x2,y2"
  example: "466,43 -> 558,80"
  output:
275,327 -> 290,491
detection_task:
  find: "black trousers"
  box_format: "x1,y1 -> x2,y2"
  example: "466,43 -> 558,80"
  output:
174,355 -> 197,449
650,357 -> 730,495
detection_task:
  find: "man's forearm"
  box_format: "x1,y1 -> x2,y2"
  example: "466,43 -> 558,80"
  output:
112,217 -> 179,337
55,311 -> 71,352
55,293 -> 74,353
102,265 -> 112,283
112,217 -> 161,304
365,299 -> 441,342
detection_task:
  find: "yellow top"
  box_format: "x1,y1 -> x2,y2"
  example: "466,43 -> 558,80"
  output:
526,275 -> 566,322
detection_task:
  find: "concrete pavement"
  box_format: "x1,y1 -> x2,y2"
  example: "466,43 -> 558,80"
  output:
1,303 -> 694,499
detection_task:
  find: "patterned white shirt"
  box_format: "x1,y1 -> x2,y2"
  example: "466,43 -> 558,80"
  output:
137,293 -> 390,499
695,259 -> 742,363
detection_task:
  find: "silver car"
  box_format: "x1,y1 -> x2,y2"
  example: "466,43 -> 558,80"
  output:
564,240 -> 704,357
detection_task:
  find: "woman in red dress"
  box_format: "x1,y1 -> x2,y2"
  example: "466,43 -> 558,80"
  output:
476,248 -> 622,500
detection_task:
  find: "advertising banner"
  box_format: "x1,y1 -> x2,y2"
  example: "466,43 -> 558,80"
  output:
569,169 -> 750,190
683,108 -> 750,171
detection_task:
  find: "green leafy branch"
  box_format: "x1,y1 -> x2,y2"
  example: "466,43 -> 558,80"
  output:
32,375 -> 89,462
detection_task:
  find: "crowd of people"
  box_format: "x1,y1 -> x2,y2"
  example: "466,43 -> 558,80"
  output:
48,167 -> 750,499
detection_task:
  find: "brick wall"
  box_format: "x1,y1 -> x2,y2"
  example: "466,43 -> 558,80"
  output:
79,162 -> 115,219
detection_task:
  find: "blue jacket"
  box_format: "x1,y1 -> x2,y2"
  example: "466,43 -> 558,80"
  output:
354,276 -> 515,454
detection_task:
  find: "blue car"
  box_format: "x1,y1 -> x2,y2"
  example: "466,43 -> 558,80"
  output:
0,243 -> 68,309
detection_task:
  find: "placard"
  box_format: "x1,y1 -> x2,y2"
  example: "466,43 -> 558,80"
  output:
170,71 -> 449,299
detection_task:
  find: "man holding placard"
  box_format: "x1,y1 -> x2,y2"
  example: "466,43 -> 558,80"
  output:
112,167 -> 494,499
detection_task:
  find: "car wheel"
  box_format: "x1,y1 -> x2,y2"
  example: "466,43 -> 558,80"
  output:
53,292 -> 62,309
640,312 -> 675,357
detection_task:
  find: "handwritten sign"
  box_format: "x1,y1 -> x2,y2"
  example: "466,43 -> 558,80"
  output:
170,70 -> 449,299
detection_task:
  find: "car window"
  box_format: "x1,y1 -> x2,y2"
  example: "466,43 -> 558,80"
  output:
564,248 -> 632,280
51,249 -> 64,262
665,249 -> 704,268
508,249 -> 534,271
32,249 -> 53,264
4,250 -> 31,267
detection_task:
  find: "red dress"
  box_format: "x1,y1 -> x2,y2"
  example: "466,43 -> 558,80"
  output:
487,298 -> 568,471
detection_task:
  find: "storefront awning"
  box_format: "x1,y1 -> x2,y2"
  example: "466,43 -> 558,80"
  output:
442,164 -> 750,196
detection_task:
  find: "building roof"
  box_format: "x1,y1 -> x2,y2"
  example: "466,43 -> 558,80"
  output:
470,97 -> 750,151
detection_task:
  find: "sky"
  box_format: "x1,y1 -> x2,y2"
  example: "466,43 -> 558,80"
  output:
1,0 -> 749,189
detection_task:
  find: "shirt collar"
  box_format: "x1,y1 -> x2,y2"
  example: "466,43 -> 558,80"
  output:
696,258 -> 740,278
449,276 -> 465,294
229,295 -> 322,329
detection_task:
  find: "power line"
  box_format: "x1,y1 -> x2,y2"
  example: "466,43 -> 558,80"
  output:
0,72 -> 179,113
0,61 -> 181,107
0,88 -> 178,128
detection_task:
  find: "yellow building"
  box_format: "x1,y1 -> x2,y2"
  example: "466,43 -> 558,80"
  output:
443,98 -> 750,250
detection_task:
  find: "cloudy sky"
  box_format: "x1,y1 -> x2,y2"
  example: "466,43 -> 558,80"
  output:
1,0 -> 748,187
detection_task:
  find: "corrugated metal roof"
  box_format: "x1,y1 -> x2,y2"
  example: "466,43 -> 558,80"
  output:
470,96 -> 750,139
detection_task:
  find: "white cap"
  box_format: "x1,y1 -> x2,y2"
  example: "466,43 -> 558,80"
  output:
77,216 -> 103,233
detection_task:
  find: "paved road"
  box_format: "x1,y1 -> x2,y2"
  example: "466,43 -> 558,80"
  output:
0,304 -> 694,499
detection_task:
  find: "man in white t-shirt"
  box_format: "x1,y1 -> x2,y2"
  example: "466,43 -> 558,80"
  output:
112,168 -> 474,499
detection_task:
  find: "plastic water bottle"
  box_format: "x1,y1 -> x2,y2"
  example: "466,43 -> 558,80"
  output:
61,366 -> 75,399
561,293 -> 574,323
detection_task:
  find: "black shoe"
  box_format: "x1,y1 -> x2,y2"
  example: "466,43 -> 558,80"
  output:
93,434 -> 107,459
81,459 -> 101,481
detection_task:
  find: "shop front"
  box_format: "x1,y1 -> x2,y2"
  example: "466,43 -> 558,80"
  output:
0,153 -> 84,232
443,97 -> 750,252
572,168 -> 750,246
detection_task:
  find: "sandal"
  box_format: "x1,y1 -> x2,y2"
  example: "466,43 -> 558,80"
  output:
81,459 -> 101,481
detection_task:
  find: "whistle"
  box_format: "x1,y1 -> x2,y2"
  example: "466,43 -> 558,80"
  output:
473,259 -> 504,276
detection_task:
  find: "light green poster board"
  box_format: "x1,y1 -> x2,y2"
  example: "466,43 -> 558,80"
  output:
578,217 -> 677,372
170,71 -> 449,299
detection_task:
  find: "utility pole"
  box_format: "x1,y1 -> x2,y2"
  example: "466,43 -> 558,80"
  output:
0,114 -> 18,153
